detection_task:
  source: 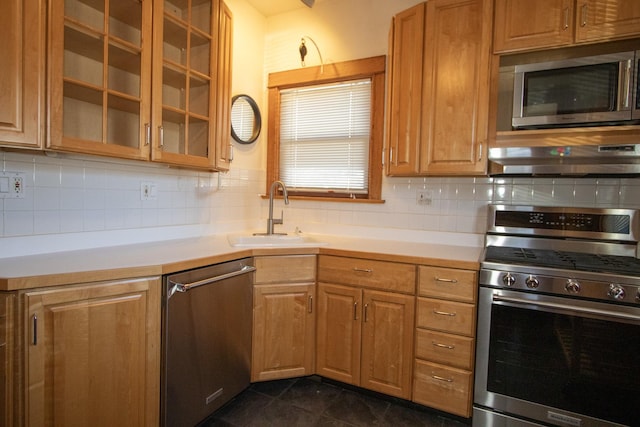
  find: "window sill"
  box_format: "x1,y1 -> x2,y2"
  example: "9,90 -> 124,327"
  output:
260,195 -> 385,204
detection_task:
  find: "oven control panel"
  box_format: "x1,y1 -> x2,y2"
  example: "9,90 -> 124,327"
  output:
480,267 -> 640,306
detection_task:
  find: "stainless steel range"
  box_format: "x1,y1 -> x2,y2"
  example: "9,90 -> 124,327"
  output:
474,205 -> 640,427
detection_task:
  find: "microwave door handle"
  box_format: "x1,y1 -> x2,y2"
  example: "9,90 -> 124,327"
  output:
619,59 -> 632,110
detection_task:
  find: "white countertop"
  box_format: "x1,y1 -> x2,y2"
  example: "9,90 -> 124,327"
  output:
0,232 -> 483,291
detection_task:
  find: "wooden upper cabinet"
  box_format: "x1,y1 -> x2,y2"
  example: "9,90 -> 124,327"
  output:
493,0 -> 574,52
494,0 -> 640,53
214,1 -> 233,171
419,0 -> 491,175
386,0 -> 490,176
47,0 -> 231,170
0,0 -> 45,149
575,0 -> 640,43
47,0 -> 153,160
386,2 -> 425,176
151,0 -> 223,169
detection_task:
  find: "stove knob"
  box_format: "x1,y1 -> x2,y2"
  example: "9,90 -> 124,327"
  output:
526,275 -> 539,289
608,284 -> 626,301
565,279 -> 581,294
502,273 -> 516,287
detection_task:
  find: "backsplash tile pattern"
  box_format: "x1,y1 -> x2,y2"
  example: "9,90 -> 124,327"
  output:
2,151 -> 640,244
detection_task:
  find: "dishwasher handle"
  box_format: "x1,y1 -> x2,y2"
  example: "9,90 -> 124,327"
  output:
168,265 -> 256,298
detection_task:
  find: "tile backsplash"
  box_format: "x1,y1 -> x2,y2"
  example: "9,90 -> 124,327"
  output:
2,151 -> 640,254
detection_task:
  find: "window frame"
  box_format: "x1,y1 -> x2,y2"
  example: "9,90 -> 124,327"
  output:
266,56 -> 386,202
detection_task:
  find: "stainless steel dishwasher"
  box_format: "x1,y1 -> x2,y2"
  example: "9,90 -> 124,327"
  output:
161,258 -> 255,427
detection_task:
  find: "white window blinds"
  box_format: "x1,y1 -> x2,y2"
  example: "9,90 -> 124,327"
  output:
279,79 -> 371,194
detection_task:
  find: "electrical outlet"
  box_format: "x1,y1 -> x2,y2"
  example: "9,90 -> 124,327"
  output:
141,182 -> 158,201
416,189 -> 432,205
0,172 -> 25,199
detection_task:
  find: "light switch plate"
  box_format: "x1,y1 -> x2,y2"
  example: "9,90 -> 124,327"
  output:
0,172 -> 25,199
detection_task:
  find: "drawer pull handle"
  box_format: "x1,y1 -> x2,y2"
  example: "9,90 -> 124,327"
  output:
353,267 -> 373,274
364,303 -> 369,322
308,295 -> 313,313
432,341 -> 455,350
354,302 -> 358,320
433,309 -> 456,317
431,373 -> 454,383
435,277 -> 458,284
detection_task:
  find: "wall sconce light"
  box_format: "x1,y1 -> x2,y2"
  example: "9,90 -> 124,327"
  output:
299,36 -> 323,73
300,0 -> 314,7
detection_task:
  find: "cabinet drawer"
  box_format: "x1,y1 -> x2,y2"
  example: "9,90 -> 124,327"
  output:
318,255 -> 415,294
415,329 -> 474,370
418,266 -> 476,303
413,359 -> 472,418
416,298 -> 475,336
254,255 -> 316,284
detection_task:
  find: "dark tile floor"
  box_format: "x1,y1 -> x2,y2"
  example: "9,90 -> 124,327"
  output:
200,376 -> 471,427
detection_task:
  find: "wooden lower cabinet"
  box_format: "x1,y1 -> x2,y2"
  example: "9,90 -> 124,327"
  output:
315,283 -> 361,385
413,265 -> 477,417
413,360 -> 473,416
23,277 -> 161,427
1,293 -> 17,427
251,255 -> 316,382
316,255 -> 416,400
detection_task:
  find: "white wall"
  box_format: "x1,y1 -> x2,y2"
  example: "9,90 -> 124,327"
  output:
2,0 -> 640,258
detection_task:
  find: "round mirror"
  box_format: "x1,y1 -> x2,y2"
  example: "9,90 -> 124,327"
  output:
230,94 -> 261,144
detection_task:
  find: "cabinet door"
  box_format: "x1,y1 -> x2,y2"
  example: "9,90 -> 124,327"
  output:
0,293 -> 17,427
252,283 -> 315,381
214,1 -> 233,171
420,0 -> 490,175
0,0 -> 44,148
361,290 -> 414,399
24,277 -> 160,427
575,0 -> 640,43
493,0 -> 574,53
151,0 -> 221,169
47,0 -> 152,160
386,3 -> 425,176
316,283 -> 362,385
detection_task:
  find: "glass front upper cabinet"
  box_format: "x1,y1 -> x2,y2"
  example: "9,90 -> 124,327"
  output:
48,0 -> 229,170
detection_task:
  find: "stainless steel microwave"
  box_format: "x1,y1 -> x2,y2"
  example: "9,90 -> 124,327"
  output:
512,51 -> 640,129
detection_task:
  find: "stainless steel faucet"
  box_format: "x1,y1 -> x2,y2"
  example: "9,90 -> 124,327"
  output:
265,180 -> 289,235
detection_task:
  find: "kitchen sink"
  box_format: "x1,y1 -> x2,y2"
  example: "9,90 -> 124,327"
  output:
227,233 -> 328,247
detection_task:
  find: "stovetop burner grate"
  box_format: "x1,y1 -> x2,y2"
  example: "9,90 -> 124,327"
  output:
484,246 -> 640,276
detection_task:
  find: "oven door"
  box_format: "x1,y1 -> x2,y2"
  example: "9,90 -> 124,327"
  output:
474,287 -> 640,427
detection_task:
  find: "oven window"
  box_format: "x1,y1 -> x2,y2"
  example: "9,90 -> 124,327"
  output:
487,304 -> 640,425
522,63 -> 618,117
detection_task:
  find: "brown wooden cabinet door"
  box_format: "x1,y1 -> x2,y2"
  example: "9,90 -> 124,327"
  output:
151,0 -> 222,169
419,0 -> 491,175
214,1 -> 234,171
316,283 -> 362,385
493,0 -> 574,53
575,0 -> 640,43
47,0 -> 152,160
360,290 -> 414,399
252,283 -> 315,381
0,293 -> 17,427
24,278 -> 160,427
386,3 -> 425,176
0,0 -> 44,148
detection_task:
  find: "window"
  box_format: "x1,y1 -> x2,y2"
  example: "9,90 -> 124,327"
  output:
267,56 -> 385,201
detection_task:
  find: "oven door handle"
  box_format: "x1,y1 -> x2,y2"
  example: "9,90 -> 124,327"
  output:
493,294 -> 640,323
